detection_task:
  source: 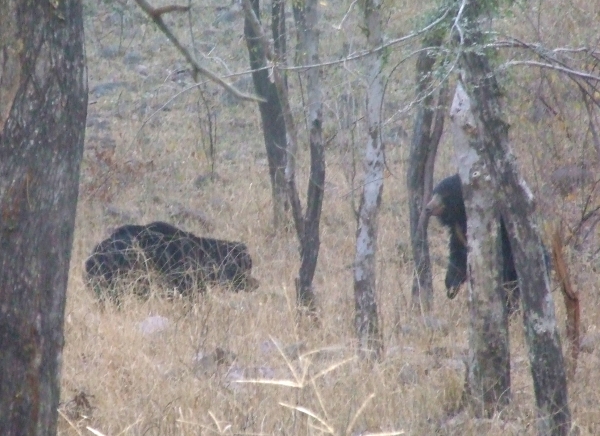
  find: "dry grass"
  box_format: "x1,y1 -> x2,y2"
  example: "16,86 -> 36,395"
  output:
60,1 -> 600,434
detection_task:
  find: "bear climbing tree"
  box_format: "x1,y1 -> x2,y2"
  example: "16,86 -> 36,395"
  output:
425,174 -> 520,313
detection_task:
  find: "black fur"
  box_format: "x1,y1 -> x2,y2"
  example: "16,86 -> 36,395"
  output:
85,222 -> 258,302
426,174 -> 520,313
85,224 -> 148,285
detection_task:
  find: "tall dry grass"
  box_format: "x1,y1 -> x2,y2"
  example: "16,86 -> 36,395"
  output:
59,1 -> 600,434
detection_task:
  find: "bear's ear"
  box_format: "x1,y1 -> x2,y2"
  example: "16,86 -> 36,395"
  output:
425,193 -> 445,216
454,223 -> 468,246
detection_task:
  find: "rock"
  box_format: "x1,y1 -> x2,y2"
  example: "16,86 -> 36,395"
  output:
135,64 -> 149,76
138,315 -> 170,336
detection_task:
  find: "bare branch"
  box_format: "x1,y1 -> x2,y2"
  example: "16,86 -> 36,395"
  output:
283,7 -> 451,72
152,5 -> 189,16
134,0 -> 265,103
500,60 -> 600,82
331,0 -> 359,31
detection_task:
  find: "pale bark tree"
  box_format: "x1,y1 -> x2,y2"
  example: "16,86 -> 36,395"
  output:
408,31 -> 448,313
450,83 -> 511,417
354,0 -> 385,359
0,1 -> 87,435
455,2 -> 571,432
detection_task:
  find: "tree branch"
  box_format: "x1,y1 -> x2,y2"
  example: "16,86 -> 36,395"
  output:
134,0 -> 265,103
500,60 -> 600,82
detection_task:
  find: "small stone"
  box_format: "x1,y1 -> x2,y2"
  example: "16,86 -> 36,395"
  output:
138,315 -> 170,336
135,65 -> 149,76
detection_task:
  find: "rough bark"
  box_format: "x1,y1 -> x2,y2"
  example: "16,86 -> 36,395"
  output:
408,32 -> 448,313
354,0 -> 384,359
551,225 -> 579,379
244,0 -> 289,229
456,10 -> 571,432
293,0 -> 324,314
451,84 -> 511,417
0,1 -> 87,435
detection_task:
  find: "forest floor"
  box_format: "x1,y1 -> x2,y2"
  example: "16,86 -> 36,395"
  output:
59,1 -> 600,435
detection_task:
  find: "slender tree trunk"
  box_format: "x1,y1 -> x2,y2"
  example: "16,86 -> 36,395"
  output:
408,32 -> 448,313
244,0 -> 289,229
456,6 -> 571,432
354,0 -> 385,359
294,0 -> 324,313
551,226 -> 580,379
243,0 -> 322,315
0,2 -> 87,435
451,84 -> 511,417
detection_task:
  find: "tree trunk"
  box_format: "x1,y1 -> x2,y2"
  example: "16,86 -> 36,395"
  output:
551,225 -> 580,379
0,2 -> 87,435
354,0 -> 384,360
408,32 -> 448,313
293,0 -> 324,314
456,10 -> 571,433
244,0 -> 289,230
451,84 -> 511,417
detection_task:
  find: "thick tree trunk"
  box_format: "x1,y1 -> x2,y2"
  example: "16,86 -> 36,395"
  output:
0,2 -> 87,435
294,0 -> 324,313
456,11 -> 571,433
244,0 -> 289,229
408,33 -> 447,313
451,84 -> 511,417
354,0 -> 384,359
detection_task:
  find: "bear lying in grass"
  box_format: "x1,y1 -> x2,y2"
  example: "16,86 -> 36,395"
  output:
85,221 -> 259,302
425,174 -> 520,313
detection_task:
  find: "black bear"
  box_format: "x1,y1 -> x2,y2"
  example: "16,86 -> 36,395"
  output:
425,174 -> 519,313
85,224 -> 151,300
140,221 -> 257,293
85,221 -> 259,302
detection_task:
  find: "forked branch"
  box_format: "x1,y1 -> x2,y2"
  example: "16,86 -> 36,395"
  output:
133,0 -> 264,103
